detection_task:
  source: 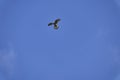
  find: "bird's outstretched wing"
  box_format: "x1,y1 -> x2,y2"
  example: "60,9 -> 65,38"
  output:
48,23 -> 53,26
54,19 -> 61,24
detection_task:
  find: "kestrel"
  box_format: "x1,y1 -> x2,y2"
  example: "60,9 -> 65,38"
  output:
48,18 -> 61,30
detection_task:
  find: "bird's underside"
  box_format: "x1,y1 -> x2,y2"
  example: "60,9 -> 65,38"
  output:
48,18 -> 61,30
54,24 -> 59,29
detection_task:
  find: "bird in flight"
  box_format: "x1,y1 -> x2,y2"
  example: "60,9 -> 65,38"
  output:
48,18 -> 61,30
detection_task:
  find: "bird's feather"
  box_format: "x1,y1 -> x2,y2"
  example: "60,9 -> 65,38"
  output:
54,19 -> 61,24
48,23 -> 53,26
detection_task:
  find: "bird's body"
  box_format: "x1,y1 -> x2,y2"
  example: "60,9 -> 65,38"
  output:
48,19 -> 61,30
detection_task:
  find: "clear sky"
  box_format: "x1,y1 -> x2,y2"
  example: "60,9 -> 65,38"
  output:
0,0 -> 120,80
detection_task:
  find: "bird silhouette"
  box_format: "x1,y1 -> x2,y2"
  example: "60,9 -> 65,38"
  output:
48,18 -> 61,30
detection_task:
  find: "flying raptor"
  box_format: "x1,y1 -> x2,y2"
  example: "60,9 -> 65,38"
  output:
48,18 -> 61,30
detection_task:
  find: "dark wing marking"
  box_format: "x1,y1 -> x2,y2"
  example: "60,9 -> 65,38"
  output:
48,23 -> 53,26
54,19 -> 61,24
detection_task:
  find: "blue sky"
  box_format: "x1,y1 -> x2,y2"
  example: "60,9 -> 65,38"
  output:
0,0 -> 120,80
